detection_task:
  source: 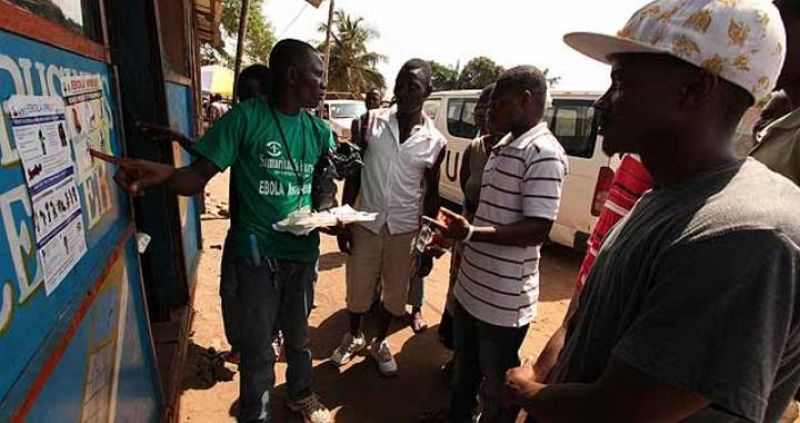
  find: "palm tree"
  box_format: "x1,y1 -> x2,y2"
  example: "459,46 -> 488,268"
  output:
318,11 -> 387,96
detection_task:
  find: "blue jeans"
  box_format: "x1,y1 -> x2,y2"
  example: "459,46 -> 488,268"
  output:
236,258 -> 316,422
221,232 -> 318,353
450,301 -> 529,423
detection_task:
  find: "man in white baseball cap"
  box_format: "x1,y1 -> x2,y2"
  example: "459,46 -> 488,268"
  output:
504,1 -> 800,421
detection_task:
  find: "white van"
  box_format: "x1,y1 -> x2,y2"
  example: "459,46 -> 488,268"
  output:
324,99 -> 367,142
425,90 -> 615,251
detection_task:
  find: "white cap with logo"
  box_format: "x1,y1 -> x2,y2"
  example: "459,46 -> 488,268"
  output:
564,0 -> 787,101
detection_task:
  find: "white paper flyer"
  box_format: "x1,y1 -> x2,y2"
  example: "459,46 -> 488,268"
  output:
61,74 -> 110,181
8,95 -> 88,295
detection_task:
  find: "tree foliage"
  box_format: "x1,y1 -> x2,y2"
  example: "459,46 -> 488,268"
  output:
201,0 -> 276,67
428,60 -> 459,91
456,57 -> 505,90
426,58 -> 562,92
318,10 -> 387,95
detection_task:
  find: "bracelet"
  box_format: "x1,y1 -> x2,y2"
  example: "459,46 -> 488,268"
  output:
463,224 -> 475,243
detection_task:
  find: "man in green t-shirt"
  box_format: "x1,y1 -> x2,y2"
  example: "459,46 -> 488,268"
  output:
112,39 -> 332,423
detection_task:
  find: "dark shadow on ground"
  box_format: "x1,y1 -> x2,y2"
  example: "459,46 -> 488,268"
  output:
318,251 -> 347,272
271,324 -> 452,422
181,340 -> 236,392
308,307 -> 416,360
229,398 -> 239,418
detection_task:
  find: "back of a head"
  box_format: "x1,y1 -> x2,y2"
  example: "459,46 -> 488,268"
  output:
479,83 -> 496,104
497,66 -> 548,109
236,64 -> 271,101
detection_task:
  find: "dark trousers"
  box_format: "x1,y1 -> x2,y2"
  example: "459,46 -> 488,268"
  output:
220,231 -> 241,351
450,301 -> 529,423
236,258 -> 316,423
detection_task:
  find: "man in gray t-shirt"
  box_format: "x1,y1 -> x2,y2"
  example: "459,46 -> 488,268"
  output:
548,159 -> 800,421
504,1 -> 800,422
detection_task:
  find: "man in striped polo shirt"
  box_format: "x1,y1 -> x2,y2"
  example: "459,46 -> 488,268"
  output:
427,65 -> 567,422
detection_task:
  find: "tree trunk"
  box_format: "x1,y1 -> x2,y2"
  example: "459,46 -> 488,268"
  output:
233,0 -> 251,104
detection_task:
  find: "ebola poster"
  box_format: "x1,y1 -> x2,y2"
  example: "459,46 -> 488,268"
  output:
61,74 -> 111,181
7,95 -> 88,295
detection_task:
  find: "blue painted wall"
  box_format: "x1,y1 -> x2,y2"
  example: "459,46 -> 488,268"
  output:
0,30 -> 161,421
165,82 -> 200,283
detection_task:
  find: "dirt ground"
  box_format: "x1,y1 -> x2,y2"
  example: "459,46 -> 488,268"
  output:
178,170 -> 580,423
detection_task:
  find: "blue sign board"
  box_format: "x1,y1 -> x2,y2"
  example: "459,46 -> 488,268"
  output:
0,30 -> 162,421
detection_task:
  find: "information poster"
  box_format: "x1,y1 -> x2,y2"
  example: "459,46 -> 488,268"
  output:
7,95 -> 88,295
61,74 -> 110,181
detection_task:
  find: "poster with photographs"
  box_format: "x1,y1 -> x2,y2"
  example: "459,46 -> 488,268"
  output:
7,95 -> 88,295
61,74 -> 110,181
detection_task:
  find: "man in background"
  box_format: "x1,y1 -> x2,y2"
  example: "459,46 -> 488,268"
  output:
350,88 -> 383,146
331,60 -> 446,377
429,66 -> 567,422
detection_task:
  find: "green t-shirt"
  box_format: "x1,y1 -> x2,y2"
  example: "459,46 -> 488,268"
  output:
193,97 -> 334,262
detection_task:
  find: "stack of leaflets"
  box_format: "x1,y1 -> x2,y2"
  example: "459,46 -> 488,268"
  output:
273,205 -> 377,236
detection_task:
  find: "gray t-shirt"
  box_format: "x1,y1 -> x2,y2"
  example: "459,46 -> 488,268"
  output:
549,159 -> 800,422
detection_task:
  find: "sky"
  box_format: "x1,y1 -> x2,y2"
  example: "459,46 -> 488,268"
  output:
262,0 -> 650,93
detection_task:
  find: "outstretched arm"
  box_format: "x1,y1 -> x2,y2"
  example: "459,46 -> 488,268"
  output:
112,156 -> 219,197
423,208 -> 553,247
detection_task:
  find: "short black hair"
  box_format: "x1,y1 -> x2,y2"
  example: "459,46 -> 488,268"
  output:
399,58 -> 432,86
239,64 -> 270,84
236,64 -> 271,98
367,88 -> 382,96
496,65 -> 548,107
269,39 -> 320,73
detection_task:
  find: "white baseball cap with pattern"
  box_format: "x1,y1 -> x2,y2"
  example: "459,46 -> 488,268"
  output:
564,0 -> 787,101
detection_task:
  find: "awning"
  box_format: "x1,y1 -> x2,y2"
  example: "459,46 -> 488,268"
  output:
201,65 -> 235,96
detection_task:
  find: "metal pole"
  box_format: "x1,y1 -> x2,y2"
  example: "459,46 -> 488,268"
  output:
233,0 -> 251,104
319,0 -> 334,114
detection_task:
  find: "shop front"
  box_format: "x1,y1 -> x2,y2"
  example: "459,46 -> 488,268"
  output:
0,0 -> 218,421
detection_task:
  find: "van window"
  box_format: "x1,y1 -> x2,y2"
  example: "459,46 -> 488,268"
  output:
447,98 -> 479,139
550,101 -> 597,158
424,99 -> 442,121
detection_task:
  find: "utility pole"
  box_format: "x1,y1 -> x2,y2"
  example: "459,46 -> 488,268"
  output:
319,0 -> 334,114
233,0 -> 251,104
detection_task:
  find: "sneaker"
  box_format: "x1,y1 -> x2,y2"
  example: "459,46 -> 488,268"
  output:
286,393 -> 331,423
329,333 -> 366,367
369,339 -> 397,377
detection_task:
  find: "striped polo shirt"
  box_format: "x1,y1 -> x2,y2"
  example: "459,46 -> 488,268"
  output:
454,122 -> 567,327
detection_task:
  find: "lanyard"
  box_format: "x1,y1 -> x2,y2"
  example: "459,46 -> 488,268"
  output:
269,105 -> 307,208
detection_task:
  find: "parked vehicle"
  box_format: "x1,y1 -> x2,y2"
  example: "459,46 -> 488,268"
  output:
425,90 -> 615,251
324,99 -> 367,142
